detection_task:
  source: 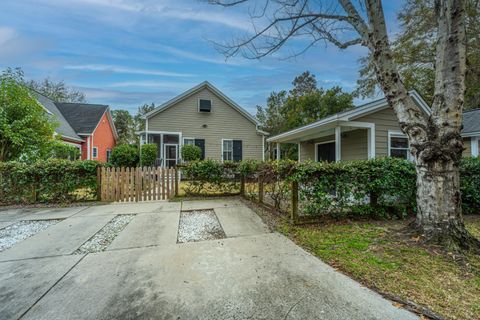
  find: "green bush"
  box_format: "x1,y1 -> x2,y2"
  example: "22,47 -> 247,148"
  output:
140,144 -> 157,166
181,159 -> 239,195
0,159 -> 100,204
181,144 -> 202,162
49,141 -> 80,160
460,157 -> 480,214
110,144 -> 139,167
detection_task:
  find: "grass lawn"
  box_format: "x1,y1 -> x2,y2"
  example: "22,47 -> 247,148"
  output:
275,214 -> 480,320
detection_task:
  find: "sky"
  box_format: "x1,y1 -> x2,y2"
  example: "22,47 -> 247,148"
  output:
0,0 -> 404,115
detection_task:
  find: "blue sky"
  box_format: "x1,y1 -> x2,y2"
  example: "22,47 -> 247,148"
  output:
0,0 -> 404,115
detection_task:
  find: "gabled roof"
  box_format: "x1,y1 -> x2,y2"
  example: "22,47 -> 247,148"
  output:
462,108 -> 480,136
30,91 -> 83,142
267,90 -> 430,143
143,81 -> 260,126
56,103 -> 109,134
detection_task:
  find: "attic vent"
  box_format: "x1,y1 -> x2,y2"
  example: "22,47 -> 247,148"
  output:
199,99 -> 212,112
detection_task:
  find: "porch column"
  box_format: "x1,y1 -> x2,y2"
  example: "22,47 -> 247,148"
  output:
367,125 -> 376,159
335,126 -> 341,162
276,142 -> 281,160
472,136 -> 479,157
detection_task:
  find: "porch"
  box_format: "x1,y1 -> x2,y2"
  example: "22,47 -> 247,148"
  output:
139,131 -> 183,168
267,121 -> 376,162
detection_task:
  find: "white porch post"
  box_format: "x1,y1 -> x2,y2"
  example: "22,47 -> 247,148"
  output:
276,142 -> 281,160
472,136 -> 479,157
367,125 -> 376,159
335,126 -> 341,162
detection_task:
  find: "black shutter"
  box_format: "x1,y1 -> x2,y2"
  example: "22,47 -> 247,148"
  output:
232,140 -> 242,161
194,139 -> 205,160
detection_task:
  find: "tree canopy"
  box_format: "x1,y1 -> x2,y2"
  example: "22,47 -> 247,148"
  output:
256,71 -> 353,136
112,109 -> 135,144
355,0 -> 480,109
0,68 -> 57,161
25,78 -> 86,103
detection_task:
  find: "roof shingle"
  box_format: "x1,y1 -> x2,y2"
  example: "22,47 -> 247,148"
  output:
55,103 -> 108,134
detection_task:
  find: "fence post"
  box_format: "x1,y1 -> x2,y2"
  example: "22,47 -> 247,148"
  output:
240,174 -> 245,197
291,181 -> 299,223
96,166 -> 102,201
258,174 -> 264,204
174,167 -> 179,197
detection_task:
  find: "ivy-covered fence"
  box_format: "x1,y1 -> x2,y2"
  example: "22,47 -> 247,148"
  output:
0,159 -> 101,205
179,157 -> 480,222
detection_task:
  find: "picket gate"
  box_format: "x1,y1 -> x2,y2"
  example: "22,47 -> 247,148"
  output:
99,167 -> 178,202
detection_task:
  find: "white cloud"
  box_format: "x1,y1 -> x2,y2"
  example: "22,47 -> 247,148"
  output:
41,0 -> 252,32
106,80 -> 197,89
0,27 -> 16,46
64,64 -> 194,77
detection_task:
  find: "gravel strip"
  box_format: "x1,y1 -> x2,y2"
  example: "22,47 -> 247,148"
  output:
74,214 -> 135,254
178,210 -> 226,243
0,220 -> 60,252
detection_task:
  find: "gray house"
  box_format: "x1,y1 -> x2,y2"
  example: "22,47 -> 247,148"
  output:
267,91 -> 480,161
138,82 -> 268,167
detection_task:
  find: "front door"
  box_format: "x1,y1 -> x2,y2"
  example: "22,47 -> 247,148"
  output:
317,142 -> 336,162
164,144 -> 178,168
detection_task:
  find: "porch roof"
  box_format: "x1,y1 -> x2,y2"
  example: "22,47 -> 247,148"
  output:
267,90 -> 430,144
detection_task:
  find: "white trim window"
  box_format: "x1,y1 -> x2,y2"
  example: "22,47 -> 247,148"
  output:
388,131 -> 411,160
92,147 -> 98,158
183,138 -> 195,145
222,139 -> 233,161
198,99 -> 212,112
314,140 -> 336,162
106,149 -> 112,162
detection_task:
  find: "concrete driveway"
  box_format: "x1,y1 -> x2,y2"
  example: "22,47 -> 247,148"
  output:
0,199 -> 418,320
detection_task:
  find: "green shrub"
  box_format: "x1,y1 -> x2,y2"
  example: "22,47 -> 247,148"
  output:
460,157 -> 480,214
49,141 -> 80,160
181,159 -> 239,195
110,144 -> 139,167
140,144 -> 157,166
181,144 -> 202,162
0,159 -> 100,204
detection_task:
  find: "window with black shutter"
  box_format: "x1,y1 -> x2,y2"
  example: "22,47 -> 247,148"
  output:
194,139 -> 205,160
198,99 -> 212,112
232,140 -> 242,161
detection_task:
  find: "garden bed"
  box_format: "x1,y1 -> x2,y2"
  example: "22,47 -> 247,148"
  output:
0,220 -> 60,251
74,214 -> 135,254
177,210 -> 226,243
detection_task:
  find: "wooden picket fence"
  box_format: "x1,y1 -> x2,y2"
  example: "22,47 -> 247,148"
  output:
98,166 -> 178,202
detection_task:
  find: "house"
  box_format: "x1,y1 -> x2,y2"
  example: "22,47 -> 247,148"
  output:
32,91 -> 117,162
267,91 -> 480,161
138,81 -> 268,167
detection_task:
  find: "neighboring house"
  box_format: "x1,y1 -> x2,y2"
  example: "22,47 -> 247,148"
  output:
32,91 -> 117,162
267,91 -> 479,162
138,81 -> 268,167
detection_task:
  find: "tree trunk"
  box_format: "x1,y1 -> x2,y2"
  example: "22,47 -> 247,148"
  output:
362,0 -> 480,252
414,157 -> 480,251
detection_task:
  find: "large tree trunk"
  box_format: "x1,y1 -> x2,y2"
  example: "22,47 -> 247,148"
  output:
362,0 -> 480,252
414,158 -> 479,250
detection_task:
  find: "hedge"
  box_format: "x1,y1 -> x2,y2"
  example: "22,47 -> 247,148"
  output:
179,157 -> 480,218
0,159 -> 100,204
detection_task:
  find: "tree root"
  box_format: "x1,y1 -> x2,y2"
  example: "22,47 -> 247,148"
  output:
409,220 -> 480,254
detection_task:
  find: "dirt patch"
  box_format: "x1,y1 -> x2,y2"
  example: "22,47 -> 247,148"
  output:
177,210 -> 226,243
0,220 -> 60,252
74,214 -> 135,254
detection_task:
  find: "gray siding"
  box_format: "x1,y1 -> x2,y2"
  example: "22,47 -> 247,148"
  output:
299,129 -> 368,162
354,107 -> 402,157
463,137 -> 472,157
147,87 -> 263,161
